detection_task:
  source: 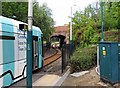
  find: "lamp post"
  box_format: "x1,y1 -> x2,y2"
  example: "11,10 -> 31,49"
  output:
70,6 -> 72,52
70,5 -> 77,53
27,0 -> 33,87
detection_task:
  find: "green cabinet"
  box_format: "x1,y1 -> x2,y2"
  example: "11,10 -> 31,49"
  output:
99,42 -> 119,84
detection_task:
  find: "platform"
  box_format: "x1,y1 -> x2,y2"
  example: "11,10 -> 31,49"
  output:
32,74 -> 61,86
32,68 -> 70,87
10,55 -> 69,87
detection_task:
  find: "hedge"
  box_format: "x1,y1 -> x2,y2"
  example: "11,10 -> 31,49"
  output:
69,46 -> 97,73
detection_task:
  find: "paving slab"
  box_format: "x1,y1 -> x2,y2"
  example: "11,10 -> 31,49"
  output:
70,71 -> 89,77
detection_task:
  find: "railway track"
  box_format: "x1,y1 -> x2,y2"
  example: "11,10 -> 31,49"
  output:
43,49 -> 61,67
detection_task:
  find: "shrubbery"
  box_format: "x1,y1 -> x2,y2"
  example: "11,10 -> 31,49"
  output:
69,47 -> 97,73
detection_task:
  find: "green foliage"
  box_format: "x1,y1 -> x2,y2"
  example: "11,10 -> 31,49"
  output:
91,34 -> 101,44
104,2 -> 118,30
104,29 -> 118,41
2,2 -> 28,22
33,3 -> 54,41
72,3 -> 100,47
2,2 -> 54,41
69,47 -> 97,72
83,26 -> 96,45
72,1 -> 119,47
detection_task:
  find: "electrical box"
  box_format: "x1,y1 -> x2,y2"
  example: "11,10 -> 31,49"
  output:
99,42 -> 120,84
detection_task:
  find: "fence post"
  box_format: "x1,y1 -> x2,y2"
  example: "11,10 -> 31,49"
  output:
62,44 -> 70,73
66,44 -> 69,66
62,44 -> 64,73
62,44 -> 66,73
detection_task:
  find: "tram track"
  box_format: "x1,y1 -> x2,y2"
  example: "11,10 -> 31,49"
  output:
43,49 -> 61,67
32,48 -> 61,73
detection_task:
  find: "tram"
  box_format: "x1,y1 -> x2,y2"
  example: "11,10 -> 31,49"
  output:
0,16 -> 43,87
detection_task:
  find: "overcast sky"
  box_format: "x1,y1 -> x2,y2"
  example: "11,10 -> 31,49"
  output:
38,0 -> 99,26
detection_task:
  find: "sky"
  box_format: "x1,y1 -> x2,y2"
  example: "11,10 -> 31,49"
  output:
38,0 -> 99,26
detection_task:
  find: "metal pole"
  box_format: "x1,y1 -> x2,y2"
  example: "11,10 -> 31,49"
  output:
101,1 -> 104,41
70,7 -> 72,52
118,1 -> 120,43
27,0 -> 33,87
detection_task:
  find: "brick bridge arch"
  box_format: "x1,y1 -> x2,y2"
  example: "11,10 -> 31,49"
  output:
51,35 -> 66,48
51,24 -> 69,44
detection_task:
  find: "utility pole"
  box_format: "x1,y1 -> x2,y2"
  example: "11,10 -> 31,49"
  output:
27,0 -> 33,87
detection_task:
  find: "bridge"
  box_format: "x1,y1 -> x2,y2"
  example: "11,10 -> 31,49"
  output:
51,24 -> 69,48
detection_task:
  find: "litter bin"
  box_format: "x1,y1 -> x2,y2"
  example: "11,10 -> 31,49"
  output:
99,42 -> 119,84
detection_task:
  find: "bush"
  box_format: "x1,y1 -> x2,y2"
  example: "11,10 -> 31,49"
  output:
69,47 -> 97,73
91,34 -> 101,44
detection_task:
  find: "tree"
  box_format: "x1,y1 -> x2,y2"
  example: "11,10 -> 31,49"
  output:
72,2 -> 101,47
2,1 -> 55,41
104,2 -> 118,30
2,2 -> 28,22
72,1 -> 119,47
33,3 -> 54,41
